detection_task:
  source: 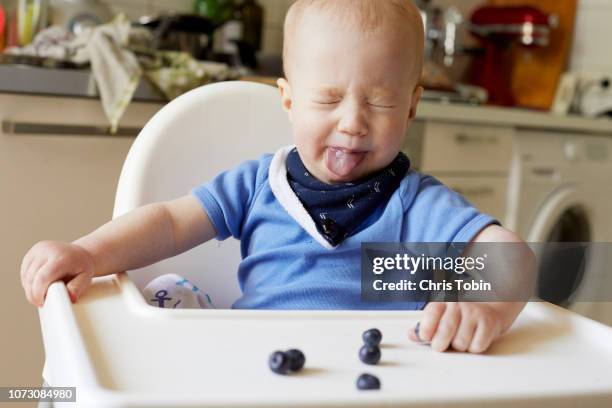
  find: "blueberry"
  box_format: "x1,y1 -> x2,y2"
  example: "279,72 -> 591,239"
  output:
269,351 -> 290,375
356,373 -> 381,390
286,349 -> 305,371
362,328 -> 382,346
359,344 -> 381,365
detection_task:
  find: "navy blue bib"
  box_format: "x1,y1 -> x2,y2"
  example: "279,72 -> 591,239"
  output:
286,148 -> 410,246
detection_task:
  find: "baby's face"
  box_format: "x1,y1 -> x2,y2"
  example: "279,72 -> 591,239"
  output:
279,13 -> 422,184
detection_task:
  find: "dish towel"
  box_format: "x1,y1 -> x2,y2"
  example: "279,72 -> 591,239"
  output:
5,14 -> 238,131
143,273 -> 215,309
70,14 -> 142,133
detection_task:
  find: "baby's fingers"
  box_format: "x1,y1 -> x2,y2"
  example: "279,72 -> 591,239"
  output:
66,272 -> 92,303
411,302 -> 446,343
451,313 -> 477,352
20,250 -> 34,284
23,257 -> 47,307
469,316 -> 500,354
31,262 -> 64,307
431,303 -> 461,352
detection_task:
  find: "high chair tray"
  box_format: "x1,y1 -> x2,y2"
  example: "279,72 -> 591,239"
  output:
39,273 -> 612,407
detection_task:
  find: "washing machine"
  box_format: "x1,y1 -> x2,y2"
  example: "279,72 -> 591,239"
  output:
505,131 -> 612,326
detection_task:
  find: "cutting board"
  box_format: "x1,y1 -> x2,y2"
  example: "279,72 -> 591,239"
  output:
489,0 -> 578,111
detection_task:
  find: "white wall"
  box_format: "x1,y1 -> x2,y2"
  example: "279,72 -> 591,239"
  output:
569,0 -> 612,75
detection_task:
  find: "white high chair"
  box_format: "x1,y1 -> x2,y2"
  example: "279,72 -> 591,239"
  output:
37,82 -> 612,407
114,81 -> 291,308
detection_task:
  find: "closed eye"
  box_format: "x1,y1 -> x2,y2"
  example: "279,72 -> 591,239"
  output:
368,103 -> 395,109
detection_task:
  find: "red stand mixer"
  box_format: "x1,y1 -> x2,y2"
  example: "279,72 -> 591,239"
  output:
469,5 -> 556,106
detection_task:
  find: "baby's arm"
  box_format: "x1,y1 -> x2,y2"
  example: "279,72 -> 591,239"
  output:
21,195 -> 215,307
408,225 -> 532,353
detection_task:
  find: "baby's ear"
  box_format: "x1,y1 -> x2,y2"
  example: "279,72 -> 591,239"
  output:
408,85 -> 423,120
277,78 -> 293,120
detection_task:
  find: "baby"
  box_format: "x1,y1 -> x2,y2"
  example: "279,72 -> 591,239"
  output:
21,0 -> 528,353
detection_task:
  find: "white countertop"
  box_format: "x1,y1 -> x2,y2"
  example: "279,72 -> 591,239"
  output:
417,101 -> 612,135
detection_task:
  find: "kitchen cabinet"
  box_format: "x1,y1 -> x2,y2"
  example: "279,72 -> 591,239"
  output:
404,101 -> 612,227
0,93 -> 163,389
403,120 -> 515,223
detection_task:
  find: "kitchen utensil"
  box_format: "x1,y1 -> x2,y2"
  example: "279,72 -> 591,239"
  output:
415,0 -> 464,67
0,4 -> 6,51
576,76 -> 612,118
469,4 -> 555,106
489,0 -> 578,111
17,0 -> 46,46
139,14 -> 216,61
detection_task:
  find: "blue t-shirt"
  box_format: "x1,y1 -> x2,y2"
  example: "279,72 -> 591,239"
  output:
191,149 -> 497,310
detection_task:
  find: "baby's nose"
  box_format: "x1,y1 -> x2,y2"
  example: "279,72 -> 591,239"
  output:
337,106 -> 368,137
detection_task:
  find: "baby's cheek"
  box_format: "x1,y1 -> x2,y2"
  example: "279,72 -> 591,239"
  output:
292,132 -> 318,161
380,125 -> 407,151
295,123 -> 327,147
293,116 -> 318,139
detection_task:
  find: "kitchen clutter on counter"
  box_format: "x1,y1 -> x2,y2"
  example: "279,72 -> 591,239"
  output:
2,13 -> 240,132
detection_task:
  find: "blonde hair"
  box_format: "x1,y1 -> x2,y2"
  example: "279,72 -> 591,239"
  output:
282,0 -> 424,81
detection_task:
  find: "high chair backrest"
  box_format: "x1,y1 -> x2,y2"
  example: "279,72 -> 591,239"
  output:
113,81 -> 291,308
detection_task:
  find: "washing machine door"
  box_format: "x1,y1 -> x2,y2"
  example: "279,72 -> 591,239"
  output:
529,187 -> 612,326
527,187 -> 592,308
527,186 -> 591,243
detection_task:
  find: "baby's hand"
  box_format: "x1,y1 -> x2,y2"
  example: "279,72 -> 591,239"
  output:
408,302 -> 515,353
21,241 -> 96,307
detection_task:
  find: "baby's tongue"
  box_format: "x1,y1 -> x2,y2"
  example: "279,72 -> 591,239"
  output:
325,147 -> 366,178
